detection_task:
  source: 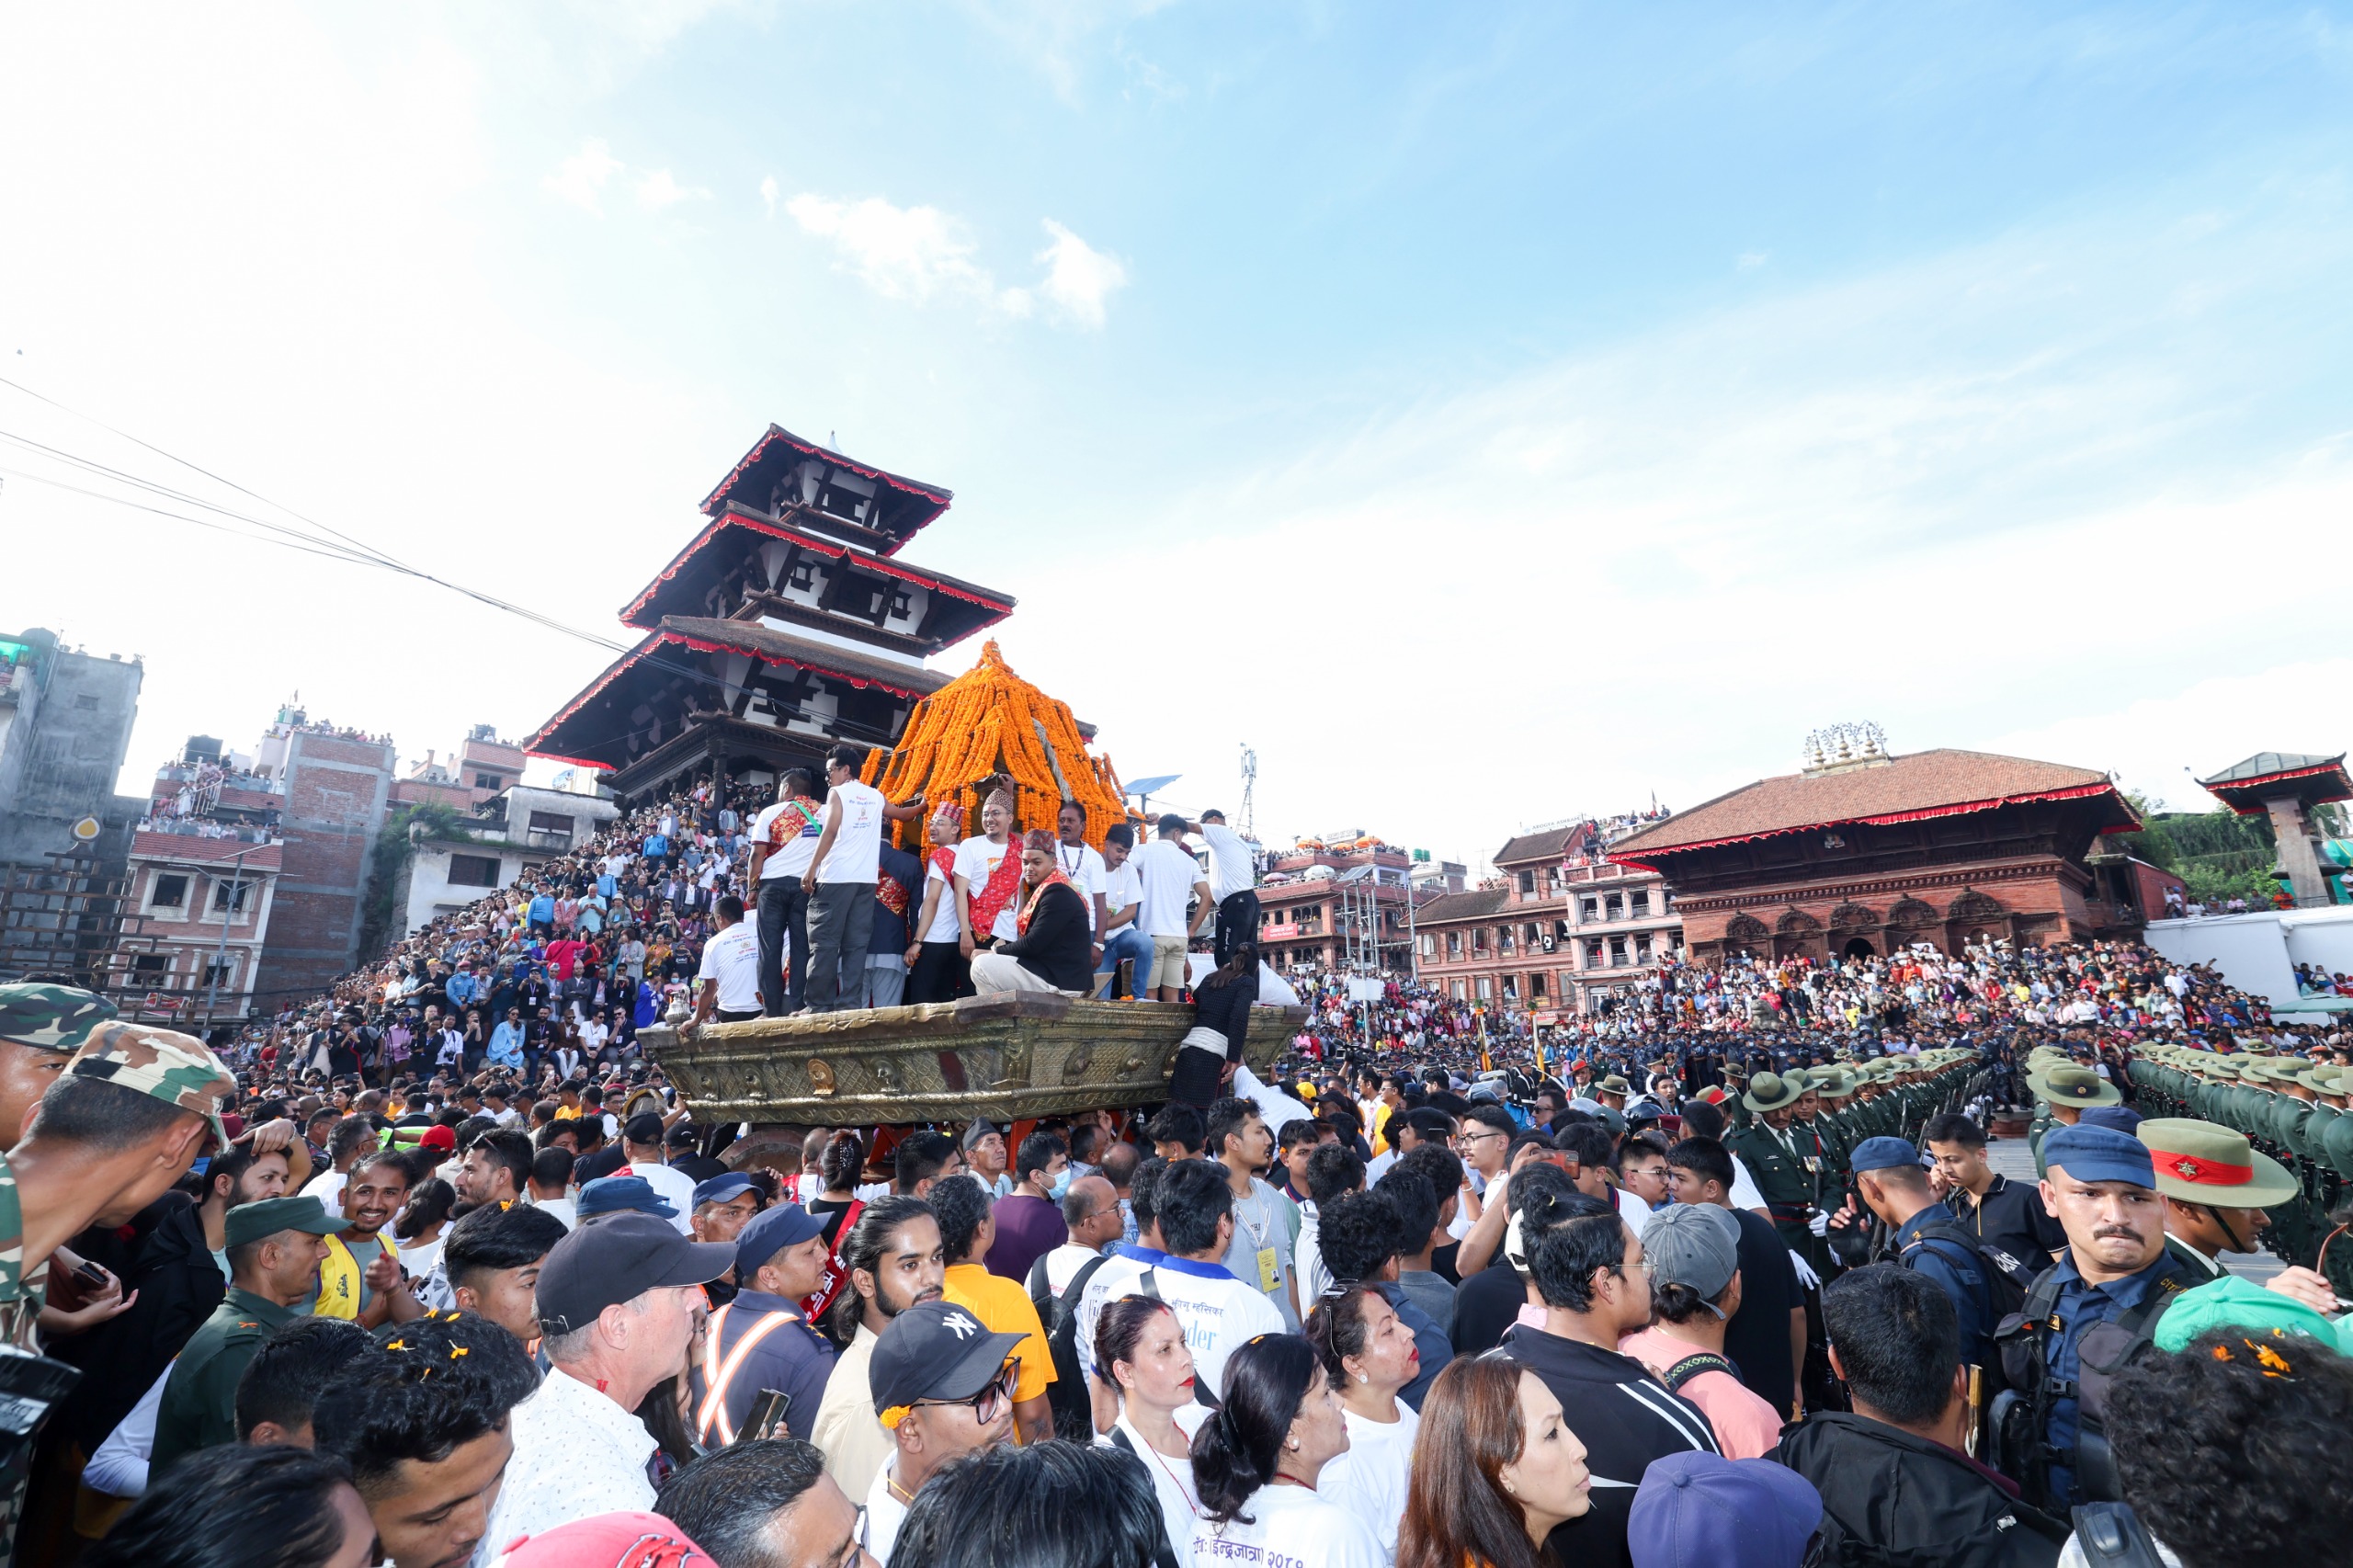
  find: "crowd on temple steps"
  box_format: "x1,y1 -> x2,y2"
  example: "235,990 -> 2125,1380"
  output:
4,752 -> 2353,1568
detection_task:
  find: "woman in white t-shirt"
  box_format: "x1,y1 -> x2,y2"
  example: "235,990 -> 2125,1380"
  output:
1309,1285 -> 1422,1562
1190,1334 -> 1384,1568
1096,1294 -> 1211,1567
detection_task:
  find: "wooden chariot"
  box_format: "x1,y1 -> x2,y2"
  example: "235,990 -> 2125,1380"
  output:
641,992 -> 1305,1124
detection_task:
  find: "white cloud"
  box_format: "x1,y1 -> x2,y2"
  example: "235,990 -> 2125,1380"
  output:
786,192 -> 1006,306
1736,250 -> 1769,270
543,137 -> 622,212
785,195 -> 1119,325
1036,219 -> 1126,327
633,167 -> 707,210
759,174 -> 778,218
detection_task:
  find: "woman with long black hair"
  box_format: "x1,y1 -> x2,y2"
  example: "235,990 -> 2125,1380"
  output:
1188,1334 -> 1382,1568
1395,1358 -> 1590,1568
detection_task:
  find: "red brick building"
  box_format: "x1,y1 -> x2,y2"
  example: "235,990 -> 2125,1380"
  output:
1608,737 -> 2143,965
1256,835 -> 1421,973
1414,818 -> 1683,1017
252,712 -> 395,1005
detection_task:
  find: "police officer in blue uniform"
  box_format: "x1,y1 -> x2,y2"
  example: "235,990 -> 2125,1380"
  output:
1994,1124 -> 2203,1508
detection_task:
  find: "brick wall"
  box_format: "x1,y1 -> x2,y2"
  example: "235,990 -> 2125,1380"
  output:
255,731 -> 393,1009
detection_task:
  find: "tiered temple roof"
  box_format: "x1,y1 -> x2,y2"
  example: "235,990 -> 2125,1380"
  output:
529,428 -> 1014,801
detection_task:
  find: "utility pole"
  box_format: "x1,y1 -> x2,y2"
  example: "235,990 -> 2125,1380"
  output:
1238,744 -> 1256,840
203,846 -> 250,1029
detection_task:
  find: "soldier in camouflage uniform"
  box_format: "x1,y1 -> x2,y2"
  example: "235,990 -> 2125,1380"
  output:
0,981 -> 119,1147
0,996 -> 233,1562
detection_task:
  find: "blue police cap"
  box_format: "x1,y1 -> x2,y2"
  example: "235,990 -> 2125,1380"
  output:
736,1201 -> 827,1278
576,1174 -> 677,1221
692,1172 -> 756,1209
2078,1105 -> 2144,1137
2041,1124 -> 2155,1187
1849,1136 -> 1927,1174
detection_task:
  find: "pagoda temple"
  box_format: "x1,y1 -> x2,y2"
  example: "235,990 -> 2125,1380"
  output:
529,426 -> 1016,801
2197,751 -> 2353,906
1608,725 -> 2145,963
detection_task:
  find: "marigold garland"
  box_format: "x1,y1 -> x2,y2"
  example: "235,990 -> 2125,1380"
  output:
860,640 -> 1131,851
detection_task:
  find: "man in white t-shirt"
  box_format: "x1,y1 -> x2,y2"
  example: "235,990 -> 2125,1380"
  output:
1149,1159 -> 1286,1397
1051,800 -> 1108,954
1131,814 -> 1212,1002
749,768 -> 826,1015
800,744 -> 909,1013
1191,809 -> 1260,968
691,894 -> 763,1026
1094,824 -> 1152,999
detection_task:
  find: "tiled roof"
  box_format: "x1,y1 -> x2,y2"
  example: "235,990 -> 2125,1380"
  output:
1608,748 -> 2129,861
1413,887 -> 1511,924
1495,825 -> 1587,865
656,617 -> 953,699
2199,752 -> 2347,787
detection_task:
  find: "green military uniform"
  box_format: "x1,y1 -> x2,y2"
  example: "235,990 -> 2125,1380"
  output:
150,1288 -> 301,1470
1726,1071 -> 1821,1258
151,1195 -> 342,1474
0,983 -> 228,1561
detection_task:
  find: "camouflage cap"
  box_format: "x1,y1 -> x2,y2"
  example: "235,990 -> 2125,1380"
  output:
63,1020 -> 234,1147
0,982 -> 120,1053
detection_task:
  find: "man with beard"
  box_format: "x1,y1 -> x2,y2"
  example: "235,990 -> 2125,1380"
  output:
1998,1125 -> 2204,1509
810,1197 -> 944,1498
315,1151 -> 425,1327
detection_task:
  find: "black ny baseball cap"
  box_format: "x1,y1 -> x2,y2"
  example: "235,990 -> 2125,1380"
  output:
870,1300 -> 1024,1421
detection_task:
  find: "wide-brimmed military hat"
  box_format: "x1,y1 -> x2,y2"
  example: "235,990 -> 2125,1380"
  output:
1597,1074 -> 1631,1096
2026,1062 -> 2120,1109
1742,1070 -> 1808,1114
0,982 -> 119,1053
1807,1066 -> 1859,1099
2137,1118 -> 2300,1209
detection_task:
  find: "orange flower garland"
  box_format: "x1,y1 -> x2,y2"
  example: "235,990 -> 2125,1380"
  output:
860,640 -> 1132,851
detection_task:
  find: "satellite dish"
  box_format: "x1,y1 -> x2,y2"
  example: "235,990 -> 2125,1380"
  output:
70,816 -> 100,842
1123,774 -> 1181,797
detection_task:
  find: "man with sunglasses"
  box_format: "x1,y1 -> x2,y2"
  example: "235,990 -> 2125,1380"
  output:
861,1300 -> 1025,1565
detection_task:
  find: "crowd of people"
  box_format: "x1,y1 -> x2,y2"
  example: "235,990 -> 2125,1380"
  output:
8,756 -> 2353,1568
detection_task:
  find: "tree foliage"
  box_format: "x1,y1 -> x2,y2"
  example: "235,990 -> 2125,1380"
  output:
357,803 -> 478,962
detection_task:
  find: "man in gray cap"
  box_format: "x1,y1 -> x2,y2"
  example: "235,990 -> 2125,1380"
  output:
962,1119 -> 1011,1198
1994,1124 -> 2205,1509
1620,1202 -> 1785,1459
688,1201 -> 837,1444
486,1211 -> 733,1545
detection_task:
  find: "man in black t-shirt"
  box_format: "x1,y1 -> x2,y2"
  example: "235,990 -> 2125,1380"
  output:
1666,1136 -> 1802,1419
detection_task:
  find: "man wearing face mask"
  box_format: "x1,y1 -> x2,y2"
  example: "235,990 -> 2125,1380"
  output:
983,1131 -> 1072,1282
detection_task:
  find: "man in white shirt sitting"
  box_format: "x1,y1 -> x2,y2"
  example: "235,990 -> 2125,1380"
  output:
483,1214 -> 733,1550
1094,823 -> 1153,1000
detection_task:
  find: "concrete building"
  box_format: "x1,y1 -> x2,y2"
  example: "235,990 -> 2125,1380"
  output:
1256,833 -> 1422,973
250,707 -> 396,1006
120,738 -> 286,1022
0,629 -> 148,985
392,782 -> 618,937
1415,814 -> 1683,1017
391,724 -> 529,813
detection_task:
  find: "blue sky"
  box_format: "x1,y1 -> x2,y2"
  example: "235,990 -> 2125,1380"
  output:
4,3 -> 2351,866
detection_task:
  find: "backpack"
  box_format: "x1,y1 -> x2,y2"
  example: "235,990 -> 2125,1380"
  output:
1029,1249 -> 1113,1442
1902,1220 -> 2035,1323
2068,1503 -> 2168,1568
1991,1257 -> 2194,1508
1658,1350 -> 1739,1395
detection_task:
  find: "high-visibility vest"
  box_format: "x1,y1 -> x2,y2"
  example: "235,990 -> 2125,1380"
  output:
696,1301 -> 800,1444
